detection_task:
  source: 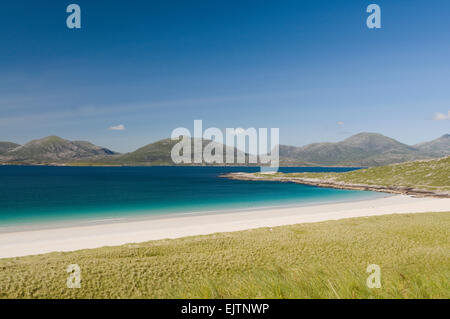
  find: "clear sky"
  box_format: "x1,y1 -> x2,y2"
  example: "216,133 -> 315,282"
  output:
0,0 -> 449,153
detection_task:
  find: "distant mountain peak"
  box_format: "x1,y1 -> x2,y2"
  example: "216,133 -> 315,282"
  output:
414,133 -> 450,157
0,141 -> 21,154
340,132 -> 413,153
0,136 -> 117,164
280,132 -> 425,166
343,132 -> 395,142
43,135 -> 64,140
347,132 -> 384,137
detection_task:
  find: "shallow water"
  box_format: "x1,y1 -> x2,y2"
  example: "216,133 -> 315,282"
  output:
0,166 -> 384,228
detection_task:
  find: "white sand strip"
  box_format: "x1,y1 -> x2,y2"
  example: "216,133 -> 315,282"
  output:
0,195 -> 449,259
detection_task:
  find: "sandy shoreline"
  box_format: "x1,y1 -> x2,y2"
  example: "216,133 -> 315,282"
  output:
1,195 -> 449,259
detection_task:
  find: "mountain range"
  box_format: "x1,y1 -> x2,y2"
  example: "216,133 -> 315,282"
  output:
0,133 -> 448,167
279,133 -> 447,166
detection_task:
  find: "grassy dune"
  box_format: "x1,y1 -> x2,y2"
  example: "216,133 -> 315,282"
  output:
1,212 -> 449,299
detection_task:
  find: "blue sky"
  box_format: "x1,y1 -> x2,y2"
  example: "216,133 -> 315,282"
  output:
0,0 -> 449,152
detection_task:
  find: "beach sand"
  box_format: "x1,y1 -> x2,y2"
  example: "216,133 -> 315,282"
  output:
1,195 -> 449,258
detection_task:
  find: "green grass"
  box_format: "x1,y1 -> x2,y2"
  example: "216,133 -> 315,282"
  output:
258,156 -> 450,192
1,212 -> 449,299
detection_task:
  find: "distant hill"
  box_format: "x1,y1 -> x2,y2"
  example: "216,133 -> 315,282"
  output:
0,136 -> 117,164
280,133 -> 429,166
229,156 -> 450,196
117,138 -> 179,164
0,142 -> 20,154
89,137 -> 252,166
414,134 -> 450,157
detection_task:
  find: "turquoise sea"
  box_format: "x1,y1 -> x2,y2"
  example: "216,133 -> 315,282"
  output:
0,166 -> 385,229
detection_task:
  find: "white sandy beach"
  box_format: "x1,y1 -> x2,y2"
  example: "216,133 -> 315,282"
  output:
0,195 -> 449,259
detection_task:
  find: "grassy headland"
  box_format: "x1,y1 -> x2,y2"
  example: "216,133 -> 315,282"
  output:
225,157 -> 450,197
0,212 -> 449,298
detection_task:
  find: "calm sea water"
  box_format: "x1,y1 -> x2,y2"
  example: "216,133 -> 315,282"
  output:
0,166 -> 384,229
